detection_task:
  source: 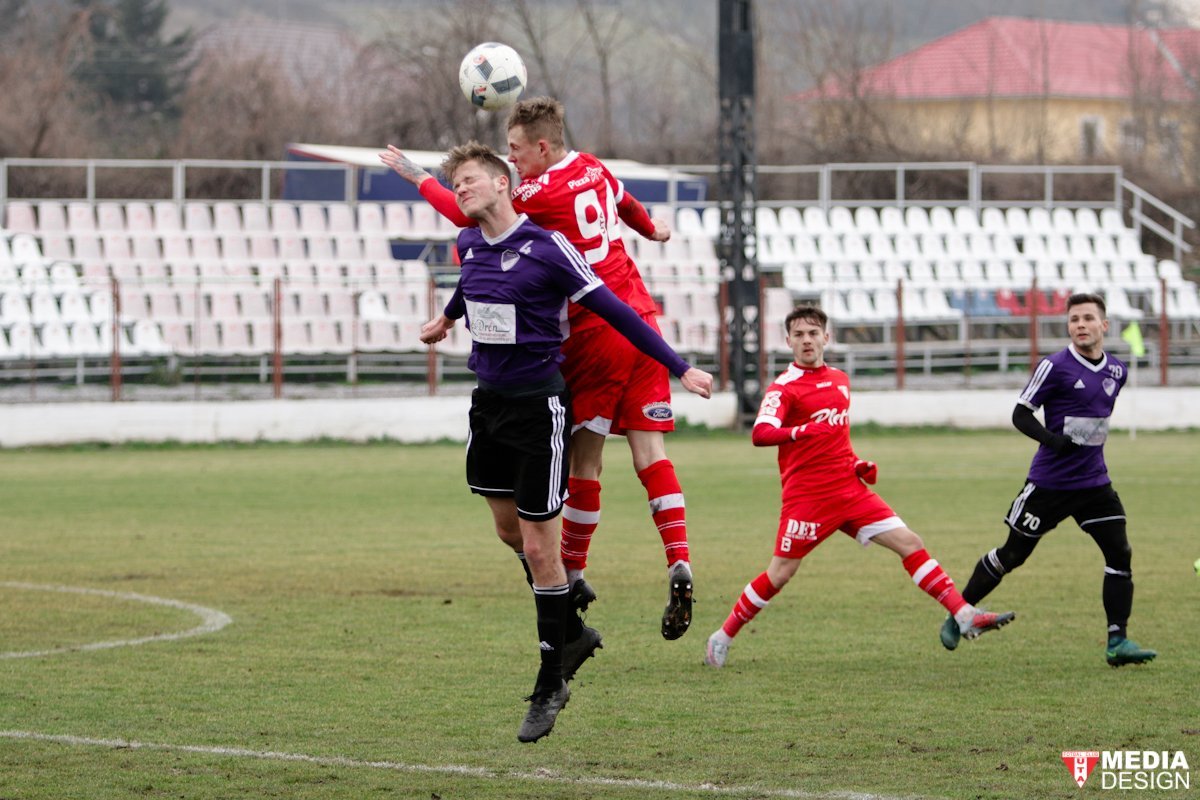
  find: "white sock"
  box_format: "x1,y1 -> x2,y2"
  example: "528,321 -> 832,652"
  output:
710,628 -> 732,646
954,605 -> 978,631
567,568 -> 584,585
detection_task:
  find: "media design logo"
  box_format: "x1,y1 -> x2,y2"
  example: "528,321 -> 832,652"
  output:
1061,750 -> 1190,790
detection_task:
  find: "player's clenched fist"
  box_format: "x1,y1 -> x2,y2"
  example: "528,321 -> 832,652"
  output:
854,459 -> 878,485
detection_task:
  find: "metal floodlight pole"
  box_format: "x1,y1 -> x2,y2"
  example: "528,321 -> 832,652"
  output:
718,0 -> 761,428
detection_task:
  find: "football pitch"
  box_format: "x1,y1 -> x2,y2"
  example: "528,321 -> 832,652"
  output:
1,429 -> 1196,799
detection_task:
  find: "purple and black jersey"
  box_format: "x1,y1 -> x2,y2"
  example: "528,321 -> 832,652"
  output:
1017,344 -> 1127,490
445,214 -> 690,389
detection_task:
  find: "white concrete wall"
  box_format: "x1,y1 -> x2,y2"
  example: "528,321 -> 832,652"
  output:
0,388 -> 1196,447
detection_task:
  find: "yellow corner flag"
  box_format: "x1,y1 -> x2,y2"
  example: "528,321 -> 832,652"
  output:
1122,321 -> 1146,357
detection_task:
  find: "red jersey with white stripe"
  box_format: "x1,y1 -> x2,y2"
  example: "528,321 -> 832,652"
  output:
755,363 -> 859,497
511,151 -> 658,333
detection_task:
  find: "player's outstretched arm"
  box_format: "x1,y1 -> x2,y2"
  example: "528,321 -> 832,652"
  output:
379,145 -> 433,186
379,145 -> 474,229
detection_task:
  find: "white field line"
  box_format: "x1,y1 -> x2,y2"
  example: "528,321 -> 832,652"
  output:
0,581 -> 232,659
0,730 -> 923,800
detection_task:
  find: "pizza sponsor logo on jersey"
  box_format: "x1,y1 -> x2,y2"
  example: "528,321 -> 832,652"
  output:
1061,749 -> 1190,790
810,407 -> 849,425
567,166 -> 604,190
642,402 -> 673,421
815,381 -> 832,388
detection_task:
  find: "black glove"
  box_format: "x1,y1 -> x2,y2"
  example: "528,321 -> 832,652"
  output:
1046,433 -> 1080,454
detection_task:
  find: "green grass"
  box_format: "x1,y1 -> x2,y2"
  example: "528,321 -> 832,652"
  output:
1,431 -> 1197,799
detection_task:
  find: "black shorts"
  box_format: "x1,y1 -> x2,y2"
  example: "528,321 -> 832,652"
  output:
1003,481 -> 1126,538
466,387 -> 570,521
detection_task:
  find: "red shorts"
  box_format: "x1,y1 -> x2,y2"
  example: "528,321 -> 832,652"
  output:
561,316 -> 674,436
774,481 -> 905,559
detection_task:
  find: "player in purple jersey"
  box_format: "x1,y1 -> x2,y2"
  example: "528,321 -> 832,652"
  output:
940,293 -> 1156,667
419,142 -> 713,742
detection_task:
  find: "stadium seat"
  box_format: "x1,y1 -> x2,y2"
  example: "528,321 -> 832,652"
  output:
809,261 -> 834,287
1004,207 -> 1030,238
58,291 -> 92,325
1158,259 -> 1184,285
1027,206 -> 1054,234
1075,207 -> 1101,235
816,233 -> 843,261
93,203 -> 125,232
0,292 -> 32,323
213,201 -> 242,232
327,203 -> 356,233
755,207 -> 779,236
325,288 -> 355,318
1033,259 -> 1061,288
1105,288 -> 1143,320
892,233 -> 920,260
355,318 -> 401,352
41,232 -> 72,262
1084,261 -> 1110,287
21,263 -> 50,291
903,207 -> 931,234
701,206 -> 721,238
1021,233 -> 1047,260
1060,261 -> 1086,289
878,206 -> 906,234
125,202 -> 153,232
841,233 -> 869,260
856,260 -> 884,288
854,207 -> 881,234
928,206 -> 956,233
967,232 -> 993,258
867,232 -> 894,260
907,259 -> 935,286
994,289 -> 1027,315
980,207 -> 1006,232
289,287 -> 326,318
1044,234 -> 1071,262
922,287 -> 963,319
983,260 -> 1011,288
87,290 -> 113,324
10,234 -> 45,268
36,201 -> 67,232
314,262 -> 343,286
184,202 -> 213,232
933,260 -> 961,288
1099,207 -> 1127,233
129,319 -> 172,355
1051,207 -> 1077,233
3,201 -> 38,234
1009,259 -> 1035,288
299,203 -> 327,234
5,321 -> 34,357
67,201 -> 96,232
271,203 -> 300,234
954,206 -> 980,233
959,260 -> 984,286
776,206 -> 804,235
70,321 -> 106,357
1068,234 -> 1094,260
918,233 -> 946,260
828,206 -> 855,232
992,232 -> 1019,258
153,201 -> 182,232
943,232 -> 970,260
35,320 -> 73,358
844,288 -> 879,321
1092,234 -> 1118,262
240,203 -> 269,233
307,234 -> 336,264
833,261 -> 859,286
801,206 -> 829,235
1109,260 -> 1136,287
357,203 -> 385,234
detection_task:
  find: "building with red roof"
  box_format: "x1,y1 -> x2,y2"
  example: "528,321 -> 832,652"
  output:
800,16 -> 1200,170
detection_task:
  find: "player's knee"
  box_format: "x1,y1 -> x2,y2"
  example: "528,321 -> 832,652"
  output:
996,540 -> 1035,572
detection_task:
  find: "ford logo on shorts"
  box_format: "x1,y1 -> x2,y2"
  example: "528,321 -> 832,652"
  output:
642,402 -> 674,421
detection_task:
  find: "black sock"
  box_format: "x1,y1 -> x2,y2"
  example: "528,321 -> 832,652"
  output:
516,552 -> 533,588
532,584 -> 570,690
961,556 -> 1001,606
1103,573 -> 1133,641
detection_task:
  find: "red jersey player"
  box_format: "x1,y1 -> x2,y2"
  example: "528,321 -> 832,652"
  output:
704,304 -> 1016,669
380,97 -> 695,640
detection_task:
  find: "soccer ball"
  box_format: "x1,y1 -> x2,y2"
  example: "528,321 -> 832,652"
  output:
458,42 -> 527,111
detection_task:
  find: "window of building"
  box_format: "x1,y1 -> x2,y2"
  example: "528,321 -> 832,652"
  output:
1080,117 -> 1103,160
1120,118 -> 1145,155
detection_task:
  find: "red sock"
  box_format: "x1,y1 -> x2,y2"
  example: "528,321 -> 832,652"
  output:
637,459 -> 689,566
722,571 -> 779,638
560,477 -> 601,572
902,548 -> 967,615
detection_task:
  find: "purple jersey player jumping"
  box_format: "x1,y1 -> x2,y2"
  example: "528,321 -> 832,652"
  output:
940,292 -> 1156,668
419,141 -> 712,743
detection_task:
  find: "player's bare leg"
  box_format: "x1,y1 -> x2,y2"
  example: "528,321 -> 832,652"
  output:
629,429 -> 693,639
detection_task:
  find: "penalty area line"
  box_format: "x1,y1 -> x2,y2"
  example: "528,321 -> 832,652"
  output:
0,730 -> 920,800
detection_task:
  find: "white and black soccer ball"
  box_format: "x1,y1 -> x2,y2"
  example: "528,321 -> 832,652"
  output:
458,42 -> 527,111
